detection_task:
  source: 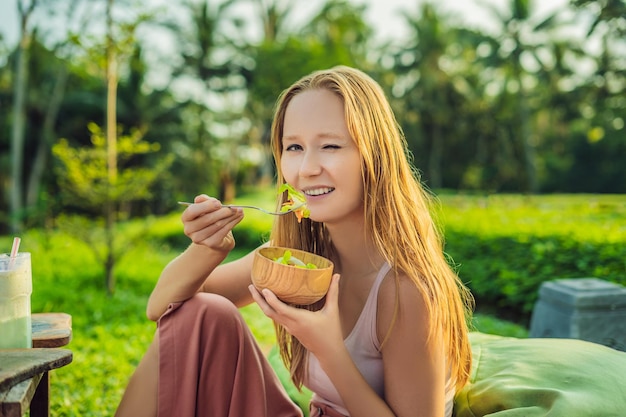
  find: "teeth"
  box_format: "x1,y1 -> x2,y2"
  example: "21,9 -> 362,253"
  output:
304,187 -> 334,196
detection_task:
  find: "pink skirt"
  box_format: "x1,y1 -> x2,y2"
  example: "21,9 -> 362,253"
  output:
157,293 -> 303,417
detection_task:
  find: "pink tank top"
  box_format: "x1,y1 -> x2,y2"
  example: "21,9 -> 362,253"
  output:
303,263 -> 455,417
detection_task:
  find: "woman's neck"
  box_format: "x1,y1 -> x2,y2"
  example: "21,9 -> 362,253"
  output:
325,216 -> 385,277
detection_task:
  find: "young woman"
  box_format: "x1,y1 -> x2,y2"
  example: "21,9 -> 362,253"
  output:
115,66 -> 474,417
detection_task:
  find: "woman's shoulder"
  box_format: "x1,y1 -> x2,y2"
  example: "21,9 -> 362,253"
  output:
378,268 -> 425,303
377,269 -> 430,331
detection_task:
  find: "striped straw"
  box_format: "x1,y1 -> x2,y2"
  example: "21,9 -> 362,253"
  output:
8,237 -> 20,269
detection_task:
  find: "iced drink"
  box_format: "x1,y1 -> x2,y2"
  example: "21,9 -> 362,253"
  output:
0,252 -> 32,348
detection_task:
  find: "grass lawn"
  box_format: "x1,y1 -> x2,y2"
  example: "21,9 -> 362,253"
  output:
15,227 -> 526,416
10,191 -> 617,416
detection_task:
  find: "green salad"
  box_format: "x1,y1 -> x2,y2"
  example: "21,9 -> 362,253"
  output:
273,250 -> 317,269
279,183 -> 310,223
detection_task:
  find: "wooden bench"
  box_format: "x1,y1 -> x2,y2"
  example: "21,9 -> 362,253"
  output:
0,313 -> 73,417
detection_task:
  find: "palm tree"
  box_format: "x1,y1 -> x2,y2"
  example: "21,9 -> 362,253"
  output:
472,0 -> 565,192
391,3 -> 465,189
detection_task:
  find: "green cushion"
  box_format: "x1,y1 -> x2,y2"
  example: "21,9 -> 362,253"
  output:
269,333 -> 626,416
454,332 -> 626,417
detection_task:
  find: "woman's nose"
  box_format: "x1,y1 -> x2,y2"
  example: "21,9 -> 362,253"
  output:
299,151 -> 322,177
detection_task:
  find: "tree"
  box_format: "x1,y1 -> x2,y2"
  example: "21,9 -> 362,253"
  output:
9,0 -> 38,233
93,0 -> 154,292
564,0 -> 626,192
473,0 -> 567,192
26,0 -> 88,216
391,3 -> 466,189
48,0 -> 162,293
53,123 -> 173,293
572,0 -> 626,37
302,0 -> 372,64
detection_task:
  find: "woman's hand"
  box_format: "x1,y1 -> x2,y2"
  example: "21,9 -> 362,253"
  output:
182,194 -> 244,253
249,274 -> 344,356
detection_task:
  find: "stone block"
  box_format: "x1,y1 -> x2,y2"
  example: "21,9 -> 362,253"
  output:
529,278 -> 626,351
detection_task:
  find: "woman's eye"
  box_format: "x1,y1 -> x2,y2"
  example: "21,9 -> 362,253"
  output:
285,144 -> 302,152
323,144 -> 341,150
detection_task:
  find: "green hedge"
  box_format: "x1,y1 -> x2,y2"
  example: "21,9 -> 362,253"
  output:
438,194 -> 626,323
446,232 -> 626,321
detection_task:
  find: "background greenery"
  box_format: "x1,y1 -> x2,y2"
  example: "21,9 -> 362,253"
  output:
2,0 -> 626,236
2,190 -> 624,416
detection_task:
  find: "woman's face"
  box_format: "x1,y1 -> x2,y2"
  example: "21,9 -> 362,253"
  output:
280,89 -> 364,224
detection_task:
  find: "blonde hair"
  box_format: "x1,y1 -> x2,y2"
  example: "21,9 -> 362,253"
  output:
269,66 -> 474,391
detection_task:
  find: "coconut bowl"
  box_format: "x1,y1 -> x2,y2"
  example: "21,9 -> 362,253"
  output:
251,246 -> 334,305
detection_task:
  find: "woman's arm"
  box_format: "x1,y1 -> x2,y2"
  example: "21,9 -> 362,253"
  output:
376,275 -> 448,417
319,275 -> 446,417
146,195 -> 251,321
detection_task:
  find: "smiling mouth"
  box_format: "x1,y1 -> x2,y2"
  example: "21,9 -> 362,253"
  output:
304,187 -> 334,197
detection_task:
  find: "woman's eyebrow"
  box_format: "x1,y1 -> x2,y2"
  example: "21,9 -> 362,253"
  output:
318,132 -> 346,140
282,132 -> 347,142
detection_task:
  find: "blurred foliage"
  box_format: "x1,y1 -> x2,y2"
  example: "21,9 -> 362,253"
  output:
1,0 -> 625,235
51,121 -> 173,292
53,122 -> 173,209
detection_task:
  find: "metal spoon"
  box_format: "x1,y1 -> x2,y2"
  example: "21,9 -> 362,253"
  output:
177,201 -> 305,216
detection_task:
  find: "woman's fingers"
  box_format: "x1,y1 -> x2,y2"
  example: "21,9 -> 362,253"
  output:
182,196 -> 220,221
261,288 -> 290,315
186,212 -> 240,242
193,194 -> 211,204
249,285 -> 278,317
325,274 -> 341,311
181,195 -> 244,249
249,286 -> 297,325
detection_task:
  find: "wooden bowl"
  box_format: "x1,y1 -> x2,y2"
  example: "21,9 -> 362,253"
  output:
251,246 -> 334,305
